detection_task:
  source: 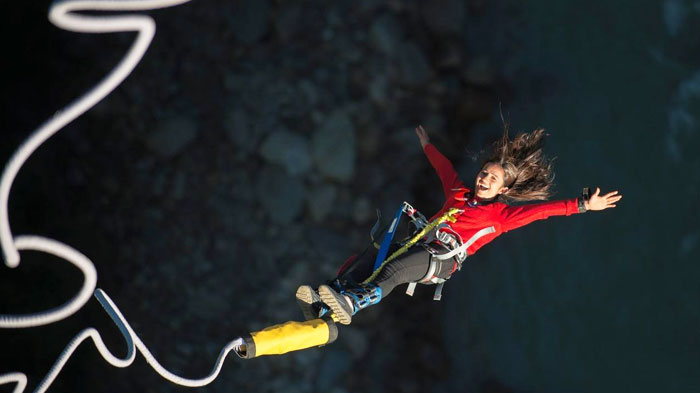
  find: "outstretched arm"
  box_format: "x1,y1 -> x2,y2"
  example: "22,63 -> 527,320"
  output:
415,125 -> 467,199
500,187 -> 622,232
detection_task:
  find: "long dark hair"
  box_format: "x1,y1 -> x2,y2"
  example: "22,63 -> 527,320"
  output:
484,121 -> 555,202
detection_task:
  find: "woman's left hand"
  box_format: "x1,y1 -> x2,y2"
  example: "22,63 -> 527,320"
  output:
585,187 -> 622,211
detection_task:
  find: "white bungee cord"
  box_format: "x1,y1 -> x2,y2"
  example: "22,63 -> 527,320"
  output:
0,1 -> 245,392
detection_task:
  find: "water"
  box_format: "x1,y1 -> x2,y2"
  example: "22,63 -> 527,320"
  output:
444,1 -> 700,392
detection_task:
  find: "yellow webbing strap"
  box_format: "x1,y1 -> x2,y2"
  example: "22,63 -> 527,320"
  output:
362,208 -> 461,284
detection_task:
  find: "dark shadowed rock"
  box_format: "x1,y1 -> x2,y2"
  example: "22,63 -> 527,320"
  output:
230,0 -> 270,45
369,14 -> 403,56
256,165 -> 305,224
299,79 -> 320,108
306,183 -> 337,222
463,56 -> 496,86
352,197 -> 373,224
260,129 -> 312,175
340,326 -> 369,359
397,42 -> 432,86
312,110 -> 356,182
224,108 -> 260,159
435,40 -> 464,70
145,114 -> 198,158
274,2 -> 303,43
455,88 -> 493,123
420,0 -> 466,36
316,348 -> 353,391
369,74 -> 389,106
356,123 -> 382,159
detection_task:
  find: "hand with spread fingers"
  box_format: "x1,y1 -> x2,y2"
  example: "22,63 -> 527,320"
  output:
415,125 -> 430,148
585,187 -> 622,211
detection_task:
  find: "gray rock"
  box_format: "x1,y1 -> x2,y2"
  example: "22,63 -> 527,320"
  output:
455,88 -> 493,123
352,197 -> 373,224
356,124 -> 381,159
274,3 -> 303,42
299,79 -> 320,107
340,326 -> 369,359
306,183 -> 338,222
170,171 -> 187,200
260,130 -> 312,175
358,0 -> 384,13
312,111 -> 356,182
271,81 -> 304,120
256,165 -> 305,224
150,169 -> 168,195
368,74 -> 389,106
435,40 -> 464,70
369,14 -> 403,56
230,0 -> 270,45
463,56 -> 495,86
422,114 -> 447,135
224,108 -> 259,158
145,115 -> 198,158
420,0 -> 466,36
391,127 -> 421,151
230,170 -> 256,203
316,348 -> 353,391
306,228 -> 354,269
339,37 -> 363,63
397,42 -> 432,85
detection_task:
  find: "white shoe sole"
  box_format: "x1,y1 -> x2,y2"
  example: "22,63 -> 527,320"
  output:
295,285 -> 318,321
318,285 -> 352,325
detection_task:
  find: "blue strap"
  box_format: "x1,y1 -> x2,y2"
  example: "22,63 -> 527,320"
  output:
372,204 -> 404,272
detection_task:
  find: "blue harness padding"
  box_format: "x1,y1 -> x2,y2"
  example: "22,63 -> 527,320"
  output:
371,204 -> 405,272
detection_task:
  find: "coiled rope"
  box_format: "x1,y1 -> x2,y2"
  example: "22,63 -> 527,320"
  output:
0,1 -> 246,392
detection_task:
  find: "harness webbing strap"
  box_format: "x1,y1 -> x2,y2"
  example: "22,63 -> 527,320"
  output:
369,209 -> 382,244
405,255 -> 439,297
433,226 -> 496,260
372,205 -> 404,272
404,225 -> 497,300
433,283 -> 445,301
406,282 -> 417,296
363,207 -> 461,285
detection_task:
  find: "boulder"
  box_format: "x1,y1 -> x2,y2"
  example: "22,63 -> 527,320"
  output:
255,165 -> 305,224
260,130 -> 312,175
145,114 -> 198,158
312,111 -> 356,182
369,14 -> 403,56
230,0 -> 270,45
306,183 -> 338,222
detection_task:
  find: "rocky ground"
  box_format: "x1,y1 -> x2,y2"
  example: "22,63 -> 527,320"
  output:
1,1 -> 516,392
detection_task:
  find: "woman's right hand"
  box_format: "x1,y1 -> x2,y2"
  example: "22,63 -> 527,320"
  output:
415,125 -> 430,148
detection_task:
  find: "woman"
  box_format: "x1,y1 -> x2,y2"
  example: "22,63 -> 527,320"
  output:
297,125 -> 622,325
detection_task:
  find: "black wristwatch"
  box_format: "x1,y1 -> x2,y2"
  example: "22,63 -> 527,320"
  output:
578,187 -> 591,213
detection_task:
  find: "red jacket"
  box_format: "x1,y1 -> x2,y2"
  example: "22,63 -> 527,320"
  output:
424,143 -> 581,255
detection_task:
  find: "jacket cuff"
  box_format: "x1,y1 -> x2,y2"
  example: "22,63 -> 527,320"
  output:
577,197 -> 587,213
577,188 -> 591,213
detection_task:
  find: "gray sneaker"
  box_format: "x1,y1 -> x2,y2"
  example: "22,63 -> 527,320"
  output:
295,285 -> 329,321
318,284 -> 354,325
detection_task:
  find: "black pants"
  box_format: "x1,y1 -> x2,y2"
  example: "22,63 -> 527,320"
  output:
344,246 -> 455,297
